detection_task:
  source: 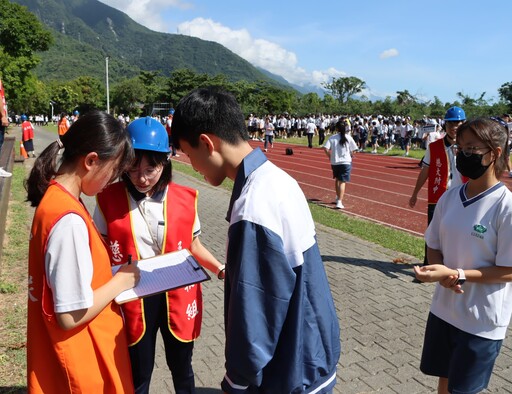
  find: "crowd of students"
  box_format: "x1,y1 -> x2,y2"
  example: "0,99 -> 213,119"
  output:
246,112 -> 467,153
247,113 -> 456,154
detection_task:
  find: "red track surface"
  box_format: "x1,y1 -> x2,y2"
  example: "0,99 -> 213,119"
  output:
174,140 -> 512,237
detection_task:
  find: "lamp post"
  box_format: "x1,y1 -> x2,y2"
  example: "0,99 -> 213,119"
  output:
97,37 -> 110,114
105,55 -> 110,114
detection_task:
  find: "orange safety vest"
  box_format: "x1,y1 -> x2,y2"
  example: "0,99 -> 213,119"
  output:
27,181 -> 134,393
96,181 -> 203,345
58,118 -> 69,136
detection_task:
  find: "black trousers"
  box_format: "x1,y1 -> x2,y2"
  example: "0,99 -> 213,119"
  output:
129,292 -> 195,394
307,133 -> 314,148
318,129 -> 326,146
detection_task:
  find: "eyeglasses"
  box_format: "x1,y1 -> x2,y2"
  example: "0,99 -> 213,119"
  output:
453,145 -> 490,157
127,165 -> 162,180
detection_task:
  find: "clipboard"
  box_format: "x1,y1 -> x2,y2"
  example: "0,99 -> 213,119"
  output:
112,249 -> 211,304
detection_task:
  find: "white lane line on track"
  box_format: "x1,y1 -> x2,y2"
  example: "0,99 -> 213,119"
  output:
286,169 -> 427,202
295,179 -> 427,217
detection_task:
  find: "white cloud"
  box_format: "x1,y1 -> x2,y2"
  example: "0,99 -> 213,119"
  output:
379,48 -> 399,59
100,2 -> 346,90
100,0 -> 192,33
177,17 -> 345,89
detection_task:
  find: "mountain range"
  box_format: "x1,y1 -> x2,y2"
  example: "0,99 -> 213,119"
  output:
11,0 -> 294,90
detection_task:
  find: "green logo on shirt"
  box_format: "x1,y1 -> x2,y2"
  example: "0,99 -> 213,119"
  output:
473,224 -> 487,234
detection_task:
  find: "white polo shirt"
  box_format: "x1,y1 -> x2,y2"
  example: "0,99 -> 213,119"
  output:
426,182 -> 512,339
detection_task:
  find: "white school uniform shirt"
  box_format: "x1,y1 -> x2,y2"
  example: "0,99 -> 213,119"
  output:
306,122 -> 316,135
425,182 -> 512,340
264,122 -> 274,136
324,133 -> 358,165
45,214 -> 94,313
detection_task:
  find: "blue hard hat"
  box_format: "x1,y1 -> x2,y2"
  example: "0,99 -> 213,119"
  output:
444,106 -> 466,121
73,110 -> 79,116
169,108 -> 175,115
127,117 -> 170,153
21,114 -> 27,121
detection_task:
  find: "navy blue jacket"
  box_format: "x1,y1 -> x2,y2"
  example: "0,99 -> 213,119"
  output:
221,149 -> 341,393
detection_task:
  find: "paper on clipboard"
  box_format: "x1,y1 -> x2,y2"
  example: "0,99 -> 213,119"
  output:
112,249 -> 210,304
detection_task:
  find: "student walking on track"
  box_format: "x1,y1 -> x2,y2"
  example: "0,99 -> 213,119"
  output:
323,119 -> 358,209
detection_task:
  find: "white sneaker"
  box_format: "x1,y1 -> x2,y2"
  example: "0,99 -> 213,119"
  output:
0,167 -> 12,178
336,200 -> 344,209
371,150 -> 377,154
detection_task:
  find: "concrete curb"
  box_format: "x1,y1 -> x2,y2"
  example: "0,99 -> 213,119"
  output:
0,135 -> 16,274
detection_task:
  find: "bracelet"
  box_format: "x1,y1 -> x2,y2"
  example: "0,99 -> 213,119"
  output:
217,265 -> 226,280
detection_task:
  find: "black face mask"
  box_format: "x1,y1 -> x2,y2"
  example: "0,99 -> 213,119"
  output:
456,151 -> 490,179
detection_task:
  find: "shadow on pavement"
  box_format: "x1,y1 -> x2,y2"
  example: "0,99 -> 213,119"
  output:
0,386 -> 27,393
322,255 -> 417,280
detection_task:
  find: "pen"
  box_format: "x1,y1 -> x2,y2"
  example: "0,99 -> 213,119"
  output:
128,254 -> 132,265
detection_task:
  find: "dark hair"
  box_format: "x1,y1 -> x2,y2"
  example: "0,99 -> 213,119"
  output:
122,149 -> 172,195
171,86 -> 249,149
335,120 -> 348,145
25,110 -> 134,206
456,118 -> 508,178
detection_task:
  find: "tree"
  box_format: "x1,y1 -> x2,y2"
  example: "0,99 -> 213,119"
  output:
395,90 -> 416,106
165,68 -> 210,105
427,96 -> 445,118
0,0 -> 53,111
374,97 -> 396,117
48,81 -> 79,114
231,80 -> 260,115
322,94 -> 338,114
15,76 -> 50,114
73,76 -> 105,112
138,71 -> 167,105
498,82 -> 512,108
323,76 -> 366,105
111,77 -> 146,117
298,93 -> 322,115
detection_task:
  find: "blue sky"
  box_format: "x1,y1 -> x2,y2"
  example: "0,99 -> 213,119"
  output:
100,0 -> 511,104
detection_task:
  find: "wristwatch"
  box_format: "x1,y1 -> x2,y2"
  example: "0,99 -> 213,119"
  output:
456,268 -> 466,285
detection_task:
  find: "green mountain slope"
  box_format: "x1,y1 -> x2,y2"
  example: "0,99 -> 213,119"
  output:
11,0 -> 287,87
